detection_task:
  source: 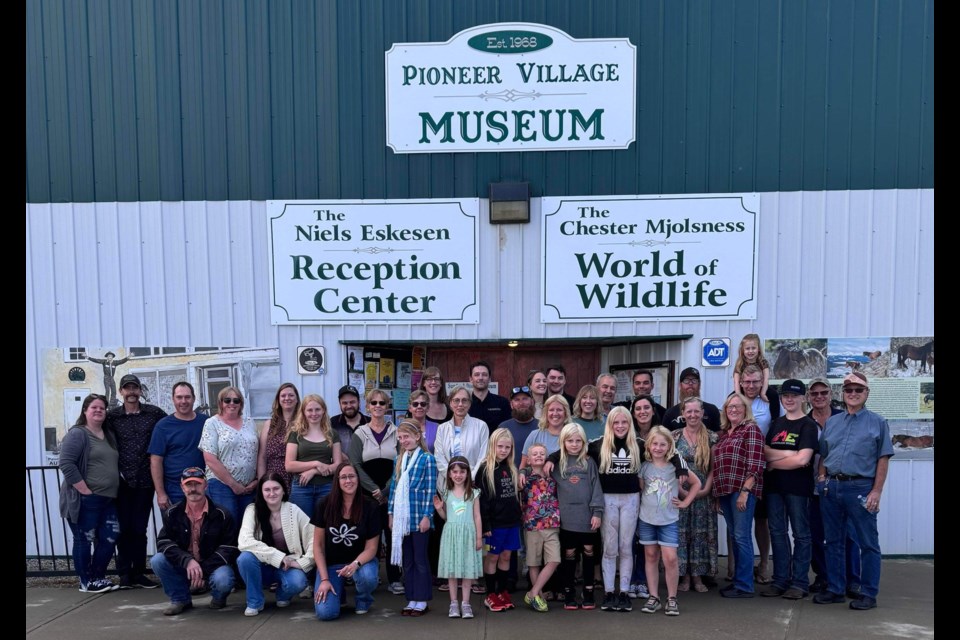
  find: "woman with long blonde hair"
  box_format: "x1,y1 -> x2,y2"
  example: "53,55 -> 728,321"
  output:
285,394 -> 342,517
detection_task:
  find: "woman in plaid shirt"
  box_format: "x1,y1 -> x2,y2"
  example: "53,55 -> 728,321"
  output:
388,421 -> 438,616
712,392 -> 765,599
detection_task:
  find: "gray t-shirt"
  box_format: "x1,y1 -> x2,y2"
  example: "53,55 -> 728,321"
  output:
523,429 -> 561,456
86,432 -> 120,498
639,460 -> 681,526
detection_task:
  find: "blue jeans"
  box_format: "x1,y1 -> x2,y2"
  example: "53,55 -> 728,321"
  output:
205,478 -> 255,525
719,492 -> 756,593
68,494 -> 120,585
150,552 -> 235,605
766,492 -> 811,592
820,477 -> 881,598
289,482 -> 332,519
314,560 -> 379,620
237,551 -> 309,609
810,495 -> 861,590
164,481 -> 185,507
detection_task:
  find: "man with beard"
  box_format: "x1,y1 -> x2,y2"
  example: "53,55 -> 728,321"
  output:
107,374 -> 167,589
499,387 -> 539,469
468,360 -> 511,432
615,370 -> 667,422
662,367 -> 722,432
151,467 -> 238,615
545,364 -> 576,406
148,381 -> 208,510
330,384 -> 370,454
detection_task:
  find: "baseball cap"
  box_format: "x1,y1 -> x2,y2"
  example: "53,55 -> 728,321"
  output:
779,379 -> 806,396
842,372 -> 870,389
180,467 -> 206,484
679,367 -> 700,382
338,384 -> 360,399
119,374 -> 141,388
510,385 -> 532,399
807,377 -> 831,390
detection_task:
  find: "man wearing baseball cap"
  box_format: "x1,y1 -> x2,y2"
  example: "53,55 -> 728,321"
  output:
500,386 -> 538,469
331,384 -> 370,453
151,467 -> 239,615
106,373 -> 168,589
662,367 -> 722,432
813,372 -> 894,610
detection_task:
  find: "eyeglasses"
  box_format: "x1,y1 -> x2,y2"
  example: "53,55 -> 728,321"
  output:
741,379 -> 762,386
511,386 -> 531,395
368,400 -> 387,406
450,398 -> 471,405
424,376 -> 441,382
339,474 -> 358,481
843,387 -> 866,394
222,397 -> 242,405
726,404 -> 745,411
681,378 -> 698,385
809,390 -> 831,397
410,401 -> 428,408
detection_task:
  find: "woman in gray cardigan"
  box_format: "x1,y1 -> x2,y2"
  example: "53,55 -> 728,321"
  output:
59,393 -> 121,594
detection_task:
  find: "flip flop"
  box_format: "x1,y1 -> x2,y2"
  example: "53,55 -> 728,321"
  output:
754,568 -> 772,585
693,582 -> 709,593
678,580 -> 690,592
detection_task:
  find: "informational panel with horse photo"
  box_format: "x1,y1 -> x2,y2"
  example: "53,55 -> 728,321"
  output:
765,336 -> 933,456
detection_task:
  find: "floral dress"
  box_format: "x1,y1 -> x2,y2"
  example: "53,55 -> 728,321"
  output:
672,428 -> 719,577
263,419 -> 292,491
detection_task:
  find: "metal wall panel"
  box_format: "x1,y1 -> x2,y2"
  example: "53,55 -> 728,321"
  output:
26,0 -> 934,203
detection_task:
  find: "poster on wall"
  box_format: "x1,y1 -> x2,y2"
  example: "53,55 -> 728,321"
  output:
41,347 -> 280,465
268,200 -> 480,324
766,336 -> 933,452
541,194 -> 759,322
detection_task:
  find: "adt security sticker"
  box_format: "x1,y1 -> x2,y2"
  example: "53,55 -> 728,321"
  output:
702,338 -> 730,367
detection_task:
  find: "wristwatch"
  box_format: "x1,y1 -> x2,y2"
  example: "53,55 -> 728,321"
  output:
740,488 -> 750,494
354,559 -> 362,568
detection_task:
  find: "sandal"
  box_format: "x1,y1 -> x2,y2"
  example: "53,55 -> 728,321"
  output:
471,583 -> 486,594
678,578 -> 690,592
754,567 -> 772,585
693,580 -> 709,593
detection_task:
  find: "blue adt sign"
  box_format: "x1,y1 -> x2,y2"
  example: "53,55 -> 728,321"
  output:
702,338 -> 730,367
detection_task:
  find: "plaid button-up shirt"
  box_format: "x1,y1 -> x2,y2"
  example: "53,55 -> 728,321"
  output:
712,420 -> 766,498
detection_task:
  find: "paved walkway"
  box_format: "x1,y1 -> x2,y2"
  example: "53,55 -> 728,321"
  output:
27,559 -> 933,640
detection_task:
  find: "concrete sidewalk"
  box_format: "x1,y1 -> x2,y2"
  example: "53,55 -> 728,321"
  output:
27,559 -> 933,640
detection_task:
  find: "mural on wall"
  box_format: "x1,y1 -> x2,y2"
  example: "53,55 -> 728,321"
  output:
42,347 -> 280,464
766,336 -> 934,453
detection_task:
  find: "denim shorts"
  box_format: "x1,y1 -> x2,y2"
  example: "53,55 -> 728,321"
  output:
637,519 -> 679,548
485,526 -> 522,555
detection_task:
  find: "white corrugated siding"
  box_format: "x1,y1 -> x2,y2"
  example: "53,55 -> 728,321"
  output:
25,189 -> 933,553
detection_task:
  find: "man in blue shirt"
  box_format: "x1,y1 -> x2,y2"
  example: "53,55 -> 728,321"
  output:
813,372 -> 894,610
148,381 -> 208,510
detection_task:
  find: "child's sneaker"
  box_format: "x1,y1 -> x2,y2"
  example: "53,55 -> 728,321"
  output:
460,602 -> 475,619
635,583 -> 650,599
640,595 -> 661,614
448,601 -> 461,618
529,594 -> 549,612
617,591 -> 633,612
664,596 -> 680,616
563,590 -> 580,610
580,588 -> 596,610
601,592 -> 617,611
484,593 -> 505,612
499,590 -> 515,609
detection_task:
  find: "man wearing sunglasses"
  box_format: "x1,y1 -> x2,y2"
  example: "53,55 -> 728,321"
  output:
805,378 -> 862,597
814,372 -> 894,611
331,385 -> 370,453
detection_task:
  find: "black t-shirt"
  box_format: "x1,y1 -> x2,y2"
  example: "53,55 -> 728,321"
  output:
311,496 -> 382,567
662,401 -> 722,432
764,415 -> 819,496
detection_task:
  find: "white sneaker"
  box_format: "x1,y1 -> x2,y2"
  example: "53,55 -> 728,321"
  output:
276,599 -> 290,608
635,584 -> 650,599
388,581 -> 405,595
244,606 -> 263,617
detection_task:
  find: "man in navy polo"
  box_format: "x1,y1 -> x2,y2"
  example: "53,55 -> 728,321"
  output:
149,381 -> 208,511
813,372 -> 894,610
468,360 -> 511,433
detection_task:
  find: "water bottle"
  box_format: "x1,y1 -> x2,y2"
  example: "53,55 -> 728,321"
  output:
858,495 -> 878,513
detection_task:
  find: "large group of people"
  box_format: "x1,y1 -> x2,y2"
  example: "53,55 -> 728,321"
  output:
57,348 -> 893,619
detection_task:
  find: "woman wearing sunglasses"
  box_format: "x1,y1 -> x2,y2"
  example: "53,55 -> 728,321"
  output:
406,390 -> 439,454
347,388 -> 403,595
199,387 -> 259,525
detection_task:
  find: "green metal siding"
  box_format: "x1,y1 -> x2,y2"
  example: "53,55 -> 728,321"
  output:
25,0 -> 934,203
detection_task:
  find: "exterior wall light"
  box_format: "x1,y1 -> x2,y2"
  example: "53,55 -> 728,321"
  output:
489,182 -> 530,224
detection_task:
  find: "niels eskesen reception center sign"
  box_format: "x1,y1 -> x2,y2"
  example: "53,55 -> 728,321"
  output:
386,23 -> 636,153
541,195 -> 759,322
269,200 -> 479,324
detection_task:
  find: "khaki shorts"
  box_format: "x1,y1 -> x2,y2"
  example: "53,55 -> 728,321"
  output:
524,528 -> 561,566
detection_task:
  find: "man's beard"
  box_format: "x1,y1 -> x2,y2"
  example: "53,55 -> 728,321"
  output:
342,407 -> 358,418
512,407 -> 534,422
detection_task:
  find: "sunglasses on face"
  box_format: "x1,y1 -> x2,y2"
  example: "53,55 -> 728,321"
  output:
410,401 -> 428,408
843,387 -> 866,394
368,400 -> 387,406
222,397 -> 242,405
809,390 -> 831,397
